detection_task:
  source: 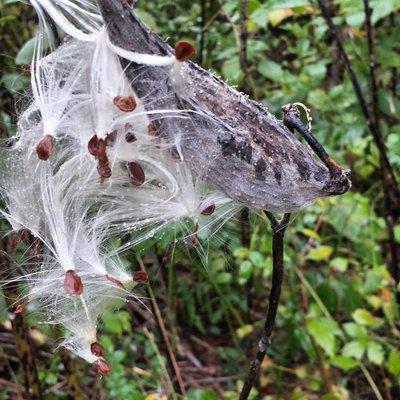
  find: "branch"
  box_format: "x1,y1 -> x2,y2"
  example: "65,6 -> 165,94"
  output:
317,0 -> 400,305
317,0 -> 400,204
239,213 -> 291,400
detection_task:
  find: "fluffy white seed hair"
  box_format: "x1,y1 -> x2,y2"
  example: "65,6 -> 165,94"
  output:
0,0 -> 242,371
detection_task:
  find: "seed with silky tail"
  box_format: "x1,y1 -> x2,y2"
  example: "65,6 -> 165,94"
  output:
113,95 -> 137,112
36,135 -> 56,161
63,270 -> 84,295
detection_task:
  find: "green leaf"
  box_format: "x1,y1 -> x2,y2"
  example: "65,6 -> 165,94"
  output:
394,225 -> 400,244
15,37 -> 36,66
352,309 -> 383,328
187,389 -> 218,400
221,57 -> 242,83
342,340 -> 366,360
258,60 -> 285,82
1,73 -> 30,93
330,356 -> 359,371
307,246 -> 334,261
239,260 -> 253,285
343,322 -> 367,339
330,257 -> 349,272
236,324 -> 253,339
249,251 -> 264,267
388,350 -> 400,377
367,341 -> 384,365
307,318 -> 338,357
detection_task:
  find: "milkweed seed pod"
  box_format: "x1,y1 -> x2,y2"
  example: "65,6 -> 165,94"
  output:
98,0 -> 351,213
0,0 -> 350,369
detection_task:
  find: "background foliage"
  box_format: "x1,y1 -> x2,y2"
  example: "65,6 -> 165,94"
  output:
1,0 -> 400,399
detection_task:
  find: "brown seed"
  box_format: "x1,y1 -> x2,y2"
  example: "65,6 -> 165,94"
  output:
90,342 -> 105,358
133,271 -> 149,284
88,135 -> 99,156
106,274 -> 126,289
125,132 -> 137,143
201,203 -> 215,216
97,139 -> 108,164
127,162 -> 145,186
113,95 -> 137,112
93,358 -> 111,376
63,270 -> 84,295
13,301 -> 28,315
97,163 -> 112,179
175,40 -> 197,62
36,134 -> 55,161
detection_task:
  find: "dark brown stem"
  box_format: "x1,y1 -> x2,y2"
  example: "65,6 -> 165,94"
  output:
239,213 -> 291,400
317,0 -> 400,304
0,238 -> 42,400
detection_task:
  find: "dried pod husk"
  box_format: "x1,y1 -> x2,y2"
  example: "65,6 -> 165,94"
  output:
113,95 -> 137,112
127,162 -> 145,186
90,342 -> 105,358
133,271 -> 148,284
200,203 -> 215,216
174,40 -> 196,62
106,274 -> 126,289
36,134 -> 55,160
93,358 -> 111,376
88,135 -> 99,156
63,270 -> 84,295
12,301 -> 28,315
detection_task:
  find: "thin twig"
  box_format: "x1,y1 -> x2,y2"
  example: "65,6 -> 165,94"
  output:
137,256 -> 187,397
239,213 -> 291,399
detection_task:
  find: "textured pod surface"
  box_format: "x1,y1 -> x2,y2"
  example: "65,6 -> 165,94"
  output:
98,0 -> 350,213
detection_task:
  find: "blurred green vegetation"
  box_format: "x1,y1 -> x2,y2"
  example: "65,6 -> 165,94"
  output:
1,0 -> 400,399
